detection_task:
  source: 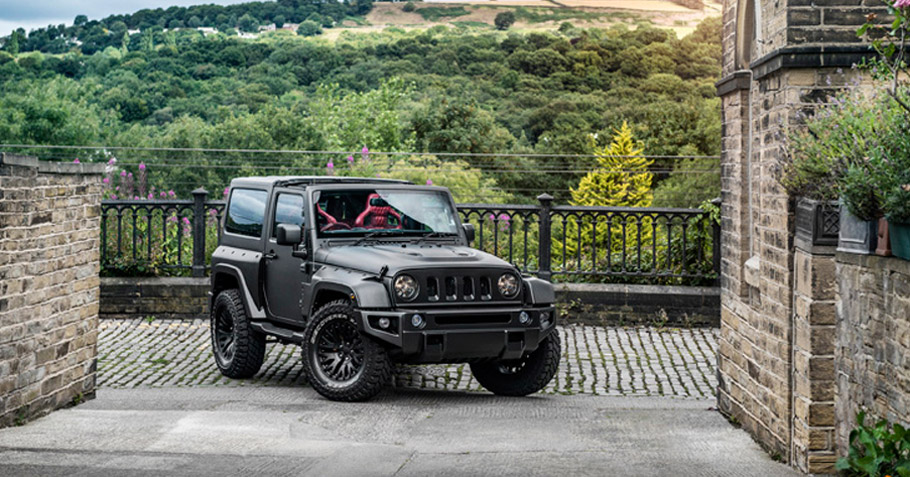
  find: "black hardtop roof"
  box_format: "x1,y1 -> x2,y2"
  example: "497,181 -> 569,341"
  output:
229,176 -> 413,189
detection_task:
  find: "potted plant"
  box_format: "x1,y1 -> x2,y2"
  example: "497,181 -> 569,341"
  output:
885,185 -> 910,260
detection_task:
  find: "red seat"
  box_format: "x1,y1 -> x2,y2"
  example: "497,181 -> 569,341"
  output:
354,194 -> 401,229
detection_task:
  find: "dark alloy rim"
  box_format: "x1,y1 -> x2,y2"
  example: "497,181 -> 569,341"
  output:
313,317 -> 365,384
213,306 -> 235,363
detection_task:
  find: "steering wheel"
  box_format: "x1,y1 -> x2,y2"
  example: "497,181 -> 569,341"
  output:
320,222 -> 352,232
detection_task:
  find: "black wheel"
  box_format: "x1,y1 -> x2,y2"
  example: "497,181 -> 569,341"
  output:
302,299 -> 390,402
211,289 -> 266,379
470,331 -> 561,396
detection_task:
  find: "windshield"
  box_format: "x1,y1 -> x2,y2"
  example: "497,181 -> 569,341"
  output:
314,188 -> 460,238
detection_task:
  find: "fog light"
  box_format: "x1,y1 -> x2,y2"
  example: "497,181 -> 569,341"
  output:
411,314 -> 426,329
540,311 -> 551,328
518,311 -> 531,325
378,317 -> 391,329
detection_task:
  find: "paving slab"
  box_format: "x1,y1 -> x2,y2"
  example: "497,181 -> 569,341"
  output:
0,387 -> 798,477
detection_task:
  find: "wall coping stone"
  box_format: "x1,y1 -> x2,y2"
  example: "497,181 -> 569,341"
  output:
1,152 -> 107,175
749,45 -> 875,81
835,251 -> 910,275
102,276 -> 209,287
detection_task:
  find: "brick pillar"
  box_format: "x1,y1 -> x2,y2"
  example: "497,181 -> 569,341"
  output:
0,154 -> 105,428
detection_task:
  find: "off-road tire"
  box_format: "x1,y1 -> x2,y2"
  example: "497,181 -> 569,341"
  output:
302,299 -> 391,402
211,289 -> 266,379
470,331 -> 561,396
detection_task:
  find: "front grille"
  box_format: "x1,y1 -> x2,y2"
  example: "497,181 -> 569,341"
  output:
399,269 -> 520,306
427,275 -> 492,302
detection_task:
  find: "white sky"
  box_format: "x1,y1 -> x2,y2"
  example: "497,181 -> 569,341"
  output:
0,0 -> 253,37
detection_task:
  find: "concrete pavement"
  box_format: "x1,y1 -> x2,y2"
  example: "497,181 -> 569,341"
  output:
0,386 -> 798,476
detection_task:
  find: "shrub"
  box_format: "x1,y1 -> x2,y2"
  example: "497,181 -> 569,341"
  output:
494,11 -> 516,30
836,411 -> 910,477
297,20 -> 322,37
403,2 -> 416,13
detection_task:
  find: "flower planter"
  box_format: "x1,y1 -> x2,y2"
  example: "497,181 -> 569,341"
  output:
890,221 -> 910,261
875,218 -> 892,257
795,198 -> 840,247
837,203 -> 878,255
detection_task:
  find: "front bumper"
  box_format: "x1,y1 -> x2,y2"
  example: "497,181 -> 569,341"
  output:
355,306 -> 557,363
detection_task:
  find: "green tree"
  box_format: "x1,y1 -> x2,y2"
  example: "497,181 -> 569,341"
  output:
571,121 -> 653,207
494,11 -> 516,30
74,15 -> 88,26
297,20 -> 322,37
238,13 -> 258,33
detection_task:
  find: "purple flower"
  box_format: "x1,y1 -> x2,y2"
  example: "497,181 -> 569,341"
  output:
426,179 -> 433,185
327,161 -> 334,168
108,158 -> 117,165
138,163 -> 146,170
182,217 -> 190,225
133,196 -> 139,200
147,193 -> 153,199
167,216 -> 178,223
223,187 -> 229,197
73,158 -> 80,164
121,171 -> 127,177
160,191 -> 167,197
110,194 -> 117,200
168,190 -> 176,198
347,155 -> 354,164
102,177 -> 110,184
361,146 -> 370,163
895,0 -> 910,8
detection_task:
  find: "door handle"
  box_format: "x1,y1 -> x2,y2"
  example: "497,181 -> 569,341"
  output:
264,252 -> 277,260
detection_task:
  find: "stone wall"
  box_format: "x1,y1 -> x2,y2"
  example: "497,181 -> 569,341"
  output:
0,153 -> 104,428
835,253 -> 910,455
99,277 -> 720,326
101,277 -> 208,321
716,0 -> 877,473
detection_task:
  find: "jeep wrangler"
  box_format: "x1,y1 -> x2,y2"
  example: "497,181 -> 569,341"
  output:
210,176 -> 560,401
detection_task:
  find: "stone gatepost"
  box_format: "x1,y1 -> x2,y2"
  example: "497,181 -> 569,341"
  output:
0,153 -> 104,427
791,217 -> 838,474
716,0 -> 881,473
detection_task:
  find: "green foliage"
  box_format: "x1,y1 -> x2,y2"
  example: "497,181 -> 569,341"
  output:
652,156 -> 721,208
415,7 -> 470,21
571,121 -> 653,208
495,11 -> 516,31
297,21 -> 323,37
403,2 -> 417,13
837,411 -> 910,477
0,13 -> 723,201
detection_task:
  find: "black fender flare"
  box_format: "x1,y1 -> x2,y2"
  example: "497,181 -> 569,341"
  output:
210,263 -> 266,320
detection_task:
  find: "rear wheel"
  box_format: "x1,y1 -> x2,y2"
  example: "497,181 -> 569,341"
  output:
470,332 -> 561,396
211,289 -> 266,379
302,299 -> 390,401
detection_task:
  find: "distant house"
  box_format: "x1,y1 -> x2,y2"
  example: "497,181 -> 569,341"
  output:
238,32 -> 258,39
280,23 -> 299,31
127,29 -> 140,35
196,27 -> 217,36
258,23 -> 276,32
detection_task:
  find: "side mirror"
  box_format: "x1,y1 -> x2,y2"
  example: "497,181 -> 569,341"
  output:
276,223 -> 302,246
462,223 -> 475,244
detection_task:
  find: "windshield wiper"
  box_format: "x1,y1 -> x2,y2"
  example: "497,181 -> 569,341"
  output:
414,231 -> 458,245
353,230 -> 407,246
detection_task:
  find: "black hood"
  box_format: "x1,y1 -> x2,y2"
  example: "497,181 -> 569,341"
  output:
314,243 -> 515,275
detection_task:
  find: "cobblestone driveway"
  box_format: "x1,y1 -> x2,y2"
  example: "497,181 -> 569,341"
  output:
98,319 -> 719,399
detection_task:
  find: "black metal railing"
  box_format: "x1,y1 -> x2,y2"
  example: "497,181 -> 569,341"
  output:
101,192 -> 720,284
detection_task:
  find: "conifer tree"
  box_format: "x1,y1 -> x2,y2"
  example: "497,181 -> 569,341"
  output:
570,121 -> 653,207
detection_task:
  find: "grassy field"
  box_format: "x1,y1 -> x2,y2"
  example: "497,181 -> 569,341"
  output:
353,0 -> 721,38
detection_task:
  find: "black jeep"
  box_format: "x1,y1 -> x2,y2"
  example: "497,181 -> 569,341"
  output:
209,176 -> 560,401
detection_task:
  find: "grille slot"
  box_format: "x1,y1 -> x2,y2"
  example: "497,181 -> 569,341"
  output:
427,277 -> 439,302
462,277 -> 475,301
445,277 -> 457,301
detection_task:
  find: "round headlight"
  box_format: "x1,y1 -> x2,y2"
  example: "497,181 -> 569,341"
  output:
497,272 -> 520,298
394,275 -> 419,302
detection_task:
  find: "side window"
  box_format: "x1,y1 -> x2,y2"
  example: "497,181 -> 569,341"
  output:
225,188 -> 268,238
272,193 -> 305,237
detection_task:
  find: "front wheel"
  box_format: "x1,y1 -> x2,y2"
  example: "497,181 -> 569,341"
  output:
470,331 -> 561,396
302,299 -> 391,402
